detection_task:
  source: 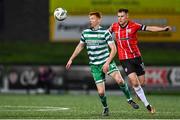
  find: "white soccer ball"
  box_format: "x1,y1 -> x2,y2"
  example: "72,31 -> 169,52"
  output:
54,8 -> 67,21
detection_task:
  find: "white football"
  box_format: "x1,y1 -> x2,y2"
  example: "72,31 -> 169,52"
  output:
54,8 -> 67,21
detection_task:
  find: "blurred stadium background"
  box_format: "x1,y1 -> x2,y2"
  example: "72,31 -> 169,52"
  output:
0,0 -> 180,119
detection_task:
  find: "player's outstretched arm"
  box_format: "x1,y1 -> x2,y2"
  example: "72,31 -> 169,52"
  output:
146,26 -> 172,32
66,42 -> 85,70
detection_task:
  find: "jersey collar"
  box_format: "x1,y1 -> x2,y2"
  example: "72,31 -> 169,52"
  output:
90,26 -> 102,31
119,21 -> 129,29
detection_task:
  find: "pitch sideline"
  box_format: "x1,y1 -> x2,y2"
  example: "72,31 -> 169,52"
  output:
0,105 -> 69,111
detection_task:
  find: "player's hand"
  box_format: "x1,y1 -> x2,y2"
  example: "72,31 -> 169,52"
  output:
102,63 -> 109,73
66,60 -> 72,70
164,26 -> 172,31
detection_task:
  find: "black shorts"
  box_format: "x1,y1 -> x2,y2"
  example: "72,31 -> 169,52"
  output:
120,57 -> 145,76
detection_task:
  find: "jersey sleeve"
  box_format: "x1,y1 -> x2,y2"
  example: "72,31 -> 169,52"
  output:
80,32 -> 85,43
105,30 -> 114,44
135,22 -> 146,31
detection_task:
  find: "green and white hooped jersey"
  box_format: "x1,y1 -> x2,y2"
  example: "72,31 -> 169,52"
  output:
80,26 -> 114,65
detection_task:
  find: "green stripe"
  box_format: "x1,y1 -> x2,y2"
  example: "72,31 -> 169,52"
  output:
80,38 -> 85,42
85,37 -> 105,40
105,32 -> 111,38
87,46 -> 108,51
99,42 -> 107,46
88,51 -> 109,57
90,54 -> 109,63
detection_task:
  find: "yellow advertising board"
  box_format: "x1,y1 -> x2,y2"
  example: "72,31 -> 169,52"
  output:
50,14 -> 179,42
49,0 -> 180,15
49,0 -> 180,42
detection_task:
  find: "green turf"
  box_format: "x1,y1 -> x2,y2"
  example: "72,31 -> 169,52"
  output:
0,94 -> 179,119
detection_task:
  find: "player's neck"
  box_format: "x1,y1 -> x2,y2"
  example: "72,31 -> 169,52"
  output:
120,21 -> 129,28
92,25 -> 100,30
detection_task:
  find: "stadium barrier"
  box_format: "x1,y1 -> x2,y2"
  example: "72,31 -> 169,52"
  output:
0,65 -> 180,94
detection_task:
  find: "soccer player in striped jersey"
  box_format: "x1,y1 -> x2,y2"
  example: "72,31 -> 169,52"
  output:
109,8 -> 172,114
66,12 -> 139,116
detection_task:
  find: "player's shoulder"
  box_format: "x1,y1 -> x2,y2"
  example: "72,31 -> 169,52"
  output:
130,20 -> 142,26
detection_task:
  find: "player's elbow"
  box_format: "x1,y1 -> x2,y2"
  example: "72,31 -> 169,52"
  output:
109,44 -> 117,55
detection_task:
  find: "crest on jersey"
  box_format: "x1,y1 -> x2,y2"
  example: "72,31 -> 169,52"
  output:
97,34 -> 102,38
127,29 -> 131,33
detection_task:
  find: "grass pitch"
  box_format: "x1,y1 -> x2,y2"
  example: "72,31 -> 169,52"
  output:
0,94 -> 180,119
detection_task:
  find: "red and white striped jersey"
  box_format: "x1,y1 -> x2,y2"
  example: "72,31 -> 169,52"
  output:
109,20 -> 146,60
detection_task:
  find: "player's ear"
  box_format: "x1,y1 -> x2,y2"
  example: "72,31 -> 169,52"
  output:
126,13 -> 129,18
98,17 -> 102,22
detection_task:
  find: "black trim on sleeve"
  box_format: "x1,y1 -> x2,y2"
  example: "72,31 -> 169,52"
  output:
140,25 -> 146,31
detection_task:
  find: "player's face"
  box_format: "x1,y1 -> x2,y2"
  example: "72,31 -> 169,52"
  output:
89,15 -> 100,28
117,12 -> 128,26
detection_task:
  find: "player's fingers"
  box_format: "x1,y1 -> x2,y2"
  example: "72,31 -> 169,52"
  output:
165,27 -> 169,31
103,67 -> 108,73
66,64 -> 70,70
165,26 -> 172,31
65,65 -> 68,70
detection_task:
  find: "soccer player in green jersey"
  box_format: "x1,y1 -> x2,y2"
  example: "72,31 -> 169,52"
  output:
66,12 -> 139,116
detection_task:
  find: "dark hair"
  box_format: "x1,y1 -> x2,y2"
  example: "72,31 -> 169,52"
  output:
89,12 -> 102,18
118,8 -> 129,13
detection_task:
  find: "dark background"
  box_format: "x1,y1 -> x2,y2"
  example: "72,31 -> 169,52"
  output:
0,0 -> 49,41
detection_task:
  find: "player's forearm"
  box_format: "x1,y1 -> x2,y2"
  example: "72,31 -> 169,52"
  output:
106,45 -> 117,64
146,26 -> 168,32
